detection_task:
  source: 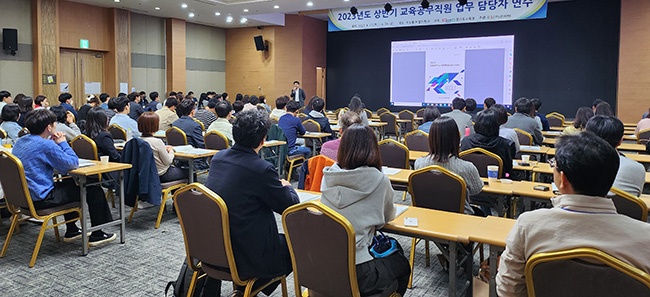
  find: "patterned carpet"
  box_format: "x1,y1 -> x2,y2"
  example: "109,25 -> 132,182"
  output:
0,179 -> 485,297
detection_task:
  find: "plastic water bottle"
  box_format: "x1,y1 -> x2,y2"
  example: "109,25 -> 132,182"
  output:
464,125 -> 470,137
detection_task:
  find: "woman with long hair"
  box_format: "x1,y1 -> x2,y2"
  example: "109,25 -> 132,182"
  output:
338,95 -> 369,126
563,107 -> 594,135
85,107 -> 121,162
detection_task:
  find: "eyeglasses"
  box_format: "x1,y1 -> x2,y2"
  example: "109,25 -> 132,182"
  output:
548,158 -> 556,169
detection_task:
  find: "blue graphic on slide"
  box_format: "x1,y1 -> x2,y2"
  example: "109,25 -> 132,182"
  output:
427,70 -> 464,94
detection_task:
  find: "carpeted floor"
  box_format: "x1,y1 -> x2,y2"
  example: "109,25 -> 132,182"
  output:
0,178 -> 485,297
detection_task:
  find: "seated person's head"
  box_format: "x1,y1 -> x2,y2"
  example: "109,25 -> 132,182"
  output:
127,92 -> 139,102
428,116 -> 460,162
215,100 -> 232,118
249,95 -> 260,105
286,101 -> 300,113
85,107 -> 109,138
150,92 -> 159,101
137,112 -> 160,136
451,97 -> 466,111
484,97 -> 496,110
514,97 -> 532,115
112,96 -> 130,113
465,98 -> 477,112
232,109 -> 270,149
339,111 -> 362,135
99,93 -> 110,103
177,99 -> 196,117
1,104 -> 20,122
165,97 -> 179,108
474,109 -> 500,137
554,132 -> 619,197
585,115 -> 624,148
232,100 -> 244,113
592,99 -> 604,111
337,124 -> 381,171
58,92 -> 72,104
573,107 -> 594,129
594,102 -> 614,116
275,96 -> 289,110
23,109 -> 57,135
531,98 -> 542,112
489,104 -> 509,125
207,97 -> 220,110
50,105 -> 68,123
311,97 -> 325,112
422,106 -> 441,123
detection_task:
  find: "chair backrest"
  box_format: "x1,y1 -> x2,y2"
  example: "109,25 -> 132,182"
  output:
398,110 -> 415,133
166,126 -> 188,146
380,112 -> 398,136
378,139 -> 409,169
376,108 -> 390,116
514,128 -> 533,145
546,112 -> 565,121
204,130 -> 229,150
193,118 -> 205,131
283,202 -> 360,297
408,165 -> 467,213
0,128 -> 6,139
0,152 -> 38,216
108,124 -> 127,141
298,113 -> 309,123
403,130 -> 429,152
70,134 -> 99,160
173,183 -> 243,284
18,127 -> 29,138
637,128 -> 650,144
525,248 -> 650,297
459,148 -> 503,178
546,115 -> 564,128
609,187 -> 648,221
415,108 -> 425,117
364,108 -> 372,119
302,119 -> 321,148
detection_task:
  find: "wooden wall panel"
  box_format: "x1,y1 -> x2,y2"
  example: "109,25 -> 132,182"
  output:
115,9 -> 130,91
32,0 -> 59,101
618,0 -> 650,122
59,1 -> 111,51
301,16 -> 327,102
166,19 -> 186,93
273,15 -> 304,101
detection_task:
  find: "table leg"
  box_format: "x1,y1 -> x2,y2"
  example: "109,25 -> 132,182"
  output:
465,242 -> 474,297
188,160 -> 195,184
488,245 -> 503,297
79,176 -> 89,256
449,241 -> 457,297
118,171 -> 125,244
275,147 -> 283,176
311,139 -> 316,156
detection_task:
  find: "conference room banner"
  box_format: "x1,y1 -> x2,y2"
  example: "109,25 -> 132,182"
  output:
328,0 -> 547,32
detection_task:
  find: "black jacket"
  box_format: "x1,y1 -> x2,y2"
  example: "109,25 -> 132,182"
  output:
93,131 -> 121,163
204,143 -> 299,279
460,133 -> 516,175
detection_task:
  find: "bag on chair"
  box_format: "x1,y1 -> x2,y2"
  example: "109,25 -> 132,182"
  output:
165,260 -> 220,297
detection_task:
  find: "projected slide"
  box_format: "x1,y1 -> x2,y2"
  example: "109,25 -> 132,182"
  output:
390,35 -> 514,107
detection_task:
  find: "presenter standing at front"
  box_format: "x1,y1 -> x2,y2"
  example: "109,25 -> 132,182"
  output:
290,81 -> 306,107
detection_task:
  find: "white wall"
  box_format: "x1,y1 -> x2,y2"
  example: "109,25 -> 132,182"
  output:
0,0 -> 33,95
130,13 -> 166,94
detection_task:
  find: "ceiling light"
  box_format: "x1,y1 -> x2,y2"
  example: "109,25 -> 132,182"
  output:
307,2 -> 314,7
350,7 -> 358,15
155,7 -> 161,10
274,5 -> 279,9
188,12 -> 195,17
240,18 -> 248,23
344,0 -> 350,2
181,3 -> 188,8
384,3 -> 392,12
421,0 -> 430,9
244,9 -> 249,12
215,12 -> 221,16
114,0 -> 120,2
226,16 -> 233,23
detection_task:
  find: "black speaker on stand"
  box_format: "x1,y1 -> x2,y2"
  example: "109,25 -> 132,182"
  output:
3,28 -> 18,56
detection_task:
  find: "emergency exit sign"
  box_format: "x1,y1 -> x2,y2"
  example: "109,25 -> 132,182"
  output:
80,39 -> 89,49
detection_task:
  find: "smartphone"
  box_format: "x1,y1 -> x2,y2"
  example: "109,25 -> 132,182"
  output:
533,185 -> 550,191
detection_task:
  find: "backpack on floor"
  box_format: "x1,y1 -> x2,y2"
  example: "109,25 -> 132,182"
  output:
165,260 -> 220,297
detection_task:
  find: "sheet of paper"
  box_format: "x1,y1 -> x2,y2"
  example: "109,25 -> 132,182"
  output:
78,159 -> 95,168
520,145 -> 541,151
119,83 -> 128,94
395,204 -> 409,217
60,83 -> 69,93
172,145 -> 193,153
154,130 -> 166,137
298,192 -> 321,203
84,82 -> 101,95
382,166 -> 401,175
187,148 -> 216,155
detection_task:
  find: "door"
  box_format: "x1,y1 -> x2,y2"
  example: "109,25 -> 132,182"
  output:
59,50 -> 105,108
316,67 -> 326,103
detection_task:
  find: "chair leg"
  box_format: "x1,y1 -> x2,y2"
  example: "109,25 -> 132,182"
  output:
29,219 -> 50,267
106,190 -> 115,208
52,216 -> 60,242
128,197 -> 139,223
155,190 -> 170,229
287,162 -> 295,182
244,279 -> 257,297
1,214 -> 20,257
407,237 -> 419,289
280,276 -> 288,297
425,240 -> 430,267
401,191 -> 407,201
186,270 -> 200,297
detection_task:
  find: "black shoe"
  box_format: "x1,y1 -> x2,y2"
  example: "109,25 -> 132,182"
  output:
63,229 -> 83,243
89,232 -> 116,247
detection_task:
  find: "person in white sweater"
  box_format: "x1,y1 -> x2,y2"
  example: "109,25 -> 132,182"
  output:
496,132 -> 650,297
137,112 -> 188,182
320,124 -> 410,296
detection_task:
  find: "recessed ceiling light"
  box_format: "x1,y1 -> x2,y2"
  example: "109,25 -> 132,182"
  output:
240,18 -> 248,23
215,12 -> 221,16
226,16 -> 233,23
114,0 -> 120,2
181,3 -> 188,8
344,0 -> 349,2
243,9 -> 249,12
307,2 -> 314,6
274,5 -> 279,9
155,7 -> 161,10
188,12 -> 195,17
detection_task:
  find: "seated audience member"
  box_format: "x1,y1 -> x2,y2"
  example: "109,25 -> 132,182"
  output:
194,97 -> 218,128
0,90 -> 12,113
530,98 -> 550,131
503,97 -> 543,145
58,92 -> 78,117
145,92 -> 161,112
204,109 -> 299,296
321,111 -> 362,161
414,117 -> 482,214
307,96 -> 334,140
594,101 -> 614,116
34,95 -> 49,109
321,124 -> 411,296
139,90 -> 149,106
478,97 -> 496,116
461,109 -> 516,176
99,93 -> 110,109
464,98 -> 479,121
418,106 -> 441,133
222,92 -> 229,101
278,101 -> 311,158
491,104 -> 520,153
207,100 -> 234,145
635,109 -> 650,136
585,115 -> 645,197
103,97 -> 117,121
0,104 -> 22,142
562,107 -> 593,135
50,105 -> 81,142
108,96 -> 141,139
84,107 -> 121,163
139,112 -> 188,182
591,99 -> 604,113
77,95 -> 99,122
443,97 -> 474,138
339,95 -> 369,126
155,97 -> 179,131
242,95 -> 259,112
16,96 -> 34,126
127,92 -> 145,121
496,132 -> 650,296
172,99 -> 204,149
232,100 -> 244,117
258,95 -> 271,113
270,96 -> 288,120
12,109 -> 115,245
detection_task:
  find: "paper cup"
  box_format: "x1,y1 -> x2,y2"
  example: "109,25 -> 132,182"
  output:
100,156 -> 109,165
521,155 -> 531,163
487,165 -> 499,183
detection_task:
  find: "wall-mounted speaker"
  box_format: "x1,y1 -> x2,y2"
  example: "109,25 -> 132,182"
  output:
254,35 -> 268,51
3,28 -> 18,55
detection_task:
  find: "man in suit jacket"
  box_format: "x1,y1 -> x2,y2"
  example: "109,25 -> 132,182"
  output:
443,97 -> 475,139
503,97 -> 544,145
205,109 -> 299,296
290,80 -> 306,107
172,99 -> 204,149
